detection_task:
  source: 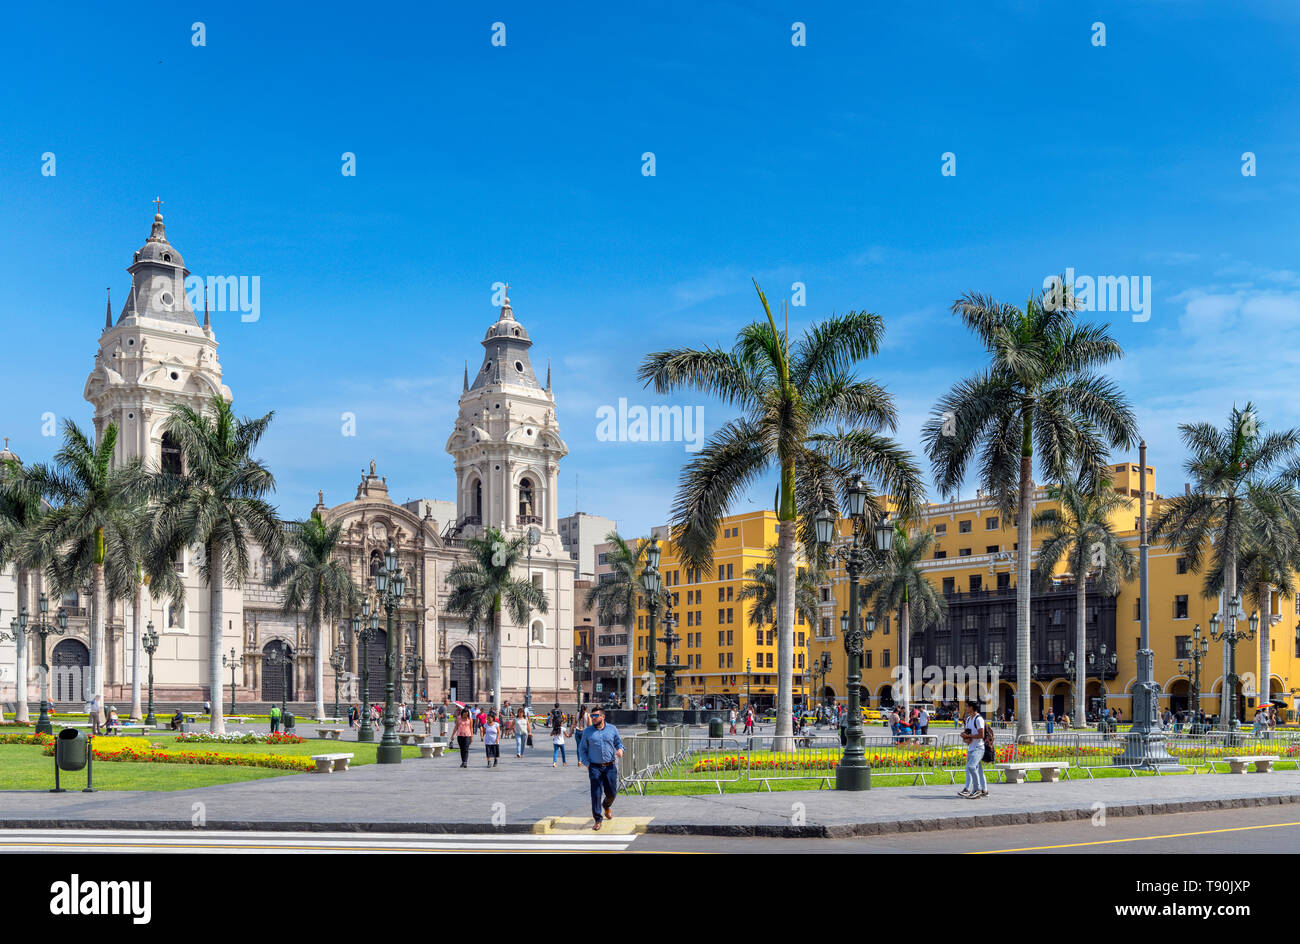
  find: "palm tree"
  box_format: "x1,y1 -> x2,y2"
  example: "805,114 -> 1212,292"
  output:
583,532 -> 650,705
860,526 -> 947,713
1151,403 -> 1300,729
1032,477 -> 1136,726
271,510 -> 361,721
1236,531 -> 1299,710
150,396 -> 285,735
20,421 -> 153,705
640,282 -> 923,743
923,286 -> 1137,738
0,456 -> 44,722
446,527 -> 548,712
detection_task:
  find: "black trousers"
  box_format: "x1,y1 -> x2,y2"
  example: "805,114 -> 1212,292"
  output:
457,736 -> 472,763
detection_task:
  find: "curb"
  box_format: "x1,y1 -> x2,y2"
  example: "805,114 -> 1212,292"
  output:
1,791 -> 1297,839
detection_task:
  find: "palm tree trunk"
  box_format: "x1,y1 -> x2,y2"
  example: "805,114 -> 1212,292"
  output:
314,615 -> 325,721
209,540 -> 226,735
1221,552 -> 1236,730
623,616 -> 634,706
1258,582 -> 1271,710
775,518 -> 796,745
130,582 -> 144,720
15,568 -> 29,723
92,562 -> 106,702
1075,567 -> 1087,729
1015,448 -> 1034,740
899,599 -> 911,714
491,606 -> 503,713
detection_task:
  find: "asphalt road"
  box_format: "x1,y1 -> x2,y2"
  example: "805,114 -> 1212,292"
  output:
7,804 -> 1300,854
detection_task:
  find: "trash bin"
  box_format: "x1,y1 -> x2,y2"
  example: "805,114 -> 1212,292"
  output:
283,713 -> 295,730
708,716 -> 725,738
55,728 -> 88,772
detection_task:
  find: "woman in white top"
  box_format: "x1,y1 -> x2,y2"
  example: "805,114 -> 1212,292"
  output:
551,718 -> 568,766
959,701 -> 988,798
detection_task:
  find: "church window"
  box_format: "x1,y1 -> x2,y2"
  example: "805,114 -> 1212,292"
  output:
160,432 -> 182,475
163,253 -> 171,262
474,480 -> 483,518
160,291 -> 174,307
519,478 -> 536,520
483,361 -> 492,373
169,371 -> 179,381
515,361 -> 524,372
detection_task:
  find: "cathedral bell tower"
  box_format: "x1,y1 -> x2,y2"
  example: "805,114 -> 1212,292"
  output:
445,288 -> 568,541
83,203 -> 232,469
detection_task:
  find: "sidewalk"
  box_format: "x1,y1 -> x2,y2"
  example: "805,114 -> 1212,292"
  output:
2,745 -> 1299,837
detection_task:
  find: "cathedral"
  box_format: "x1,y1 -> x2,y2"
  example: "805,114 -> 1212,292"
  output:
0,210 -> 578,712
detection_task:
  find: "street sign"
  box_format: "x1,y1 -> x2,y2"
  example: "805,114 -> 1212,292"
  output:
596,682 -> 603,692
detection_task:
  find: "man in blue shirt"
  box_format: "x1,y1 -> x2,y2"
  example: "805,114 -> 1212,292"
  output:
577,707 -> 624,831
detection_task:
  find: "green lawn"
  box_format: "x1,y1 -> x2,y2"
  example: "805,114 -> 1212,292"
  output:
0,729 -> 437,792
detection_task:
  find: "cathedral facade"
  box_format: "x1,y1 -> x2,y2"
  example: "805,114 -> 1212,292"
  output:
0,211 -> 577,713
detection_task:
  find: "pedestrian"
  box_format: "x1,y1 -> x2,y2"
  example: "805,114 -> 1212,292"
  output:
203,699 -> 211,716
917,704 -> 930,736
552,717 -> 568,767
514,707 -> 529,757
576,706 -> 624,831
348,704 -> 359,729
482,711 -> 501,767
454,707 -> 474,767
575,703 -> 591,768
88,694 -> 103,736
959,701 -> 988,799
1045,708 -> 1055,735
270,703 -> 281,734
424,703 -> 433,735
729,706 -> 737,735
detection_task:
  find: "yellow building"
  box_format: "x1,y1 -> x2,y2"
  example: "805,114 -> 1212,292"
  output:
807,460 -> 1300,722
630,511 -> 814,708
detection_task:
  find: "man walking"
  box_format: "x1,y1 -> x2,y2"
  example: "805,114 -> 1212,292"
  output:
577,706 -> 624,831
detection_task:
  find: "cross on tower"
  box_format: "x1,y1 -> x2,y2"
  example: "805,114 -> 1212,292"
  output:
153,197 -> 163,213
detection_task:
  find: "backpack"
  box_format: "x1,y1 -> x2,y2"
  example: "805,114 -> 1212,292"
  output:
981,718 -> 995,763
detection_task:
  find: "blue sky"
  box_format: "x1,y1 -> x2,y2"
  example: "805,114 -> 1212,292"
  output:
1,1 -> 1298,537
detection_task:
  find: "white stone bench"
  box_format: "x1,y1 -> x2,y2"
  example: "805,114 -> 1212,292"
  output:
315,728 -> 345,740
992,761 -> 1070,783
397,732 -> 427,745
1226,755 -> 1279,774
310,753 -> 354,773
419,740 -> 449,758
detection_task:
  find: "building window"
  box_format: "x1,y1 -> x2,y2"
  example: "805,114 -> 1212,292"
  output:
1134,597 -> 1141,620
1176,557 -> 1188,575
959,548 -> 971,557
969,575 -> 982,592
934,550 -> 947,559
1174,595 -> 1188,620
986,545 -> 999,554
986,517 -> 999,530
727,608 -> 734,624
935,524 -> 947,535
959,520 -> 972,533
160,432 -> 183,475
1175,635 -> 1190,659
865,651 -> 873,669
726,563 -> 734,579
882,650 -> 890,667
942,577 -> 955,594
726,630 -> 733,645
756,629 -> 763,646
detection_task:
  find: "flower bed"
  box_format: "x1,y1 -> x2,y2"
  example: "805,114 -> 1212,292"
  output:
41,739 -> 315,771
174,731 -> 304,745
0,733 -> 54,746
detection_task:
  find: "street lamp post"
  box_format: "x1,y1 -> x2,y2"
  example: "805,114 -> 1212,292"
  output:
641,538 -> 663,732
222,647 -> 242,717
353,599 -> 375,742
1063,651 -> 1075,725
404,649 -> 423,709
329,645 -> 345,721
142,622 -> 158,725
1209,594 -> 1257,735
1178,621 -> 1211,733
525,526 -> 540,713
816,482 -> 893,791
21,596 -> 68,735
264,645 -> 292,722
570,651 -> 590,705
746,658 -> 752,708
816,652 -> 833,713
374,540 -> 407,765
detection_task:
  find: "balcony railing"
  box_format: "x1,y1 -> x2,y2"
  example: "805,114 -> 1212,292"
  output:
518,515 -> 542,525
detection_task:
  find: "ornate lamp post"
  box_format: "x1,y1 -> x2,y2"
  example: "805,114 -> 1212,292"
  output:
222,647 -> 243,717
746,657 -> 752,708
1209,594 -> 1257,734
1178,621 -> 1211,732
570,651 -> 591,705
658,606 -> 681,707
1063,651 -> 1076,725
525,525 -> 541,713
329,645 -> 346,721
264,645 -> 292,722
353,599 -> 375,742
142,622 -> 158,725
374,540 -> 406,764
816,652 -> 833,712
640,538 -> 663,732
816,482 -> 893,791
22,596 -> 68,735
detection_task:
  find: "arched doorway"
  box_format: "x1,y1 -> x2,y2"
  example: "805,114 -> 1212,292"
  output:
449,645 -> 474,703
51,639 -> 89,704
878,685 -> 894,708
822,685 -> 837,705
1168,677 -> 1190,715
1048,681 -> 1069,719
350,628 -> 387,702
1085,680 -> 1106,719
261,640 -> 296,703
1029,682 -> 1046,720
999,682 -> 1015,719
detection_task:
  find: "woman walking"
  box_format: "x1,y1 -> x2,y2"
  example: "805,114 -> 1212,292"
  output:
959,701 -> 988,798
454,707 -> 474,768
482,711 -> 501,767
575,704 -> 592,768
514,708 -> 529,757
551,717 -> 568,767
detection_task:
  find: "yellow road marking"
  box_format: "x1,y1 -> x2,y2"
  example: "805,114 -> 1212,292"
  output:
969,820 -> 1300,853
